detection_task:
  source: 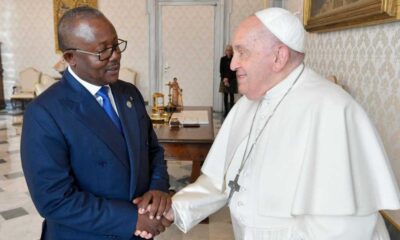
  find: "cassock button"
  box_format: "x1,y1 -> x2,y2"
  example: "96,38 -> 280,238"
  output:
238,201 -> 244,206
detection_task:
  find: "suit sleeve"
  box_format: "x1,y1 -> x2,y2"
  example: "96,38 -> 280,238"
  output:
134,87 -> 169,193
21,103 -> 137,239
172,174 -> 227,232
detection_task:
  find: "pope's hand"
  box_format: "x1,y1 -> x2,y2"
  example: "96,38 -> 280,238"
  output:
133,190 -> 171,220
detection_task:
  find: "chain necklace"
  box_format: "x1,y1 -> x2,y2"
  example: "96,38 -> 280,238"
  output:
227,64 -> 305,203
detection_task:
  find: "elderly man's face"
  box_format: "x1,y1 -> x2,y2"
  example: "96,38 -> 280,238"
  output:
67,17 -> 121,86
230,17 -> 275,100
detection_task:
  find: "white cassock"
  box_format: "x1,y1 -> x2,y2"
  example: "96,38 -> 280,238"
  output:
172,64 -> 400,240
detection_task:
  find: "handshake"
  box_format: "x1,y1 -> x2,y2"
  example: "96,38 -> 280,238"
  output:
133,190 -> 174,239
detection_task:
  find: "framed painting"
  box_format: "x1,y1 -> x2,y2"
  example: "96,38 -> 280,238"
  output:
53,0 -> 98,52
304,0 -> 400,32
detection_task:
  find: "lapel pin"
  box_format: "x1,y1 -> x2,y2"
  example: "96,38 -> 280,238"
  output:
126,100 -> 132,108
129,96 -> 134,101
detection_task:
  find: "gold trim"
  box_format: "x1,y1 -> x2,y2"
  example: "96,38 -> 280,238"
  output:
304,0 -> 400,32
380,210 -> 400,231
53,0 -> 98,53
263,0 -> 269,8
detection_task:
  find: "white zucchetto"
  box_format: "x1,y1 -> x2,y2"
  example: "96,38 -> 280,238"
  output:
255,8 -> 305,53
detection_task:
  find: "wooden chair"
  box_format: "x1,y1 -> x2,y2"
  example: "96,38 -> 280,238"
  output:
35,74 -> 58,96
119,67 -> 137,85
11,67 -> 41,109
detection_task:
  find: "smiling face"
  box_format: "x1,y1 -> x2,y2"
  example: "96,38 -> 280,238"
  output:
63,16 -> 121,86
230,16 -> 280,100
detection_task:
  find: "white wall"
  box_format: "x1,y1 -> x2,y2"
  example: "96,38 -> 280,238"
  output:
100,1 -> 150,100
0,0 -> 151,100
0,0 -> 59,100
0,0 -> 265,102
230,0 -> 265,40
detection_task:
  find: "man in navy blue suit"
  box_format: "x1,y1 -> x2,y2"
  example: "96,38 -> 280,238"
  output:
21,6 -> 171,240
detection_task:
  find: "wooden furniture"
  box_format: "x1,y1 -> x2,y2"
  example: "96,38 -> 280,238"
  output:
0,43 -> 5,109
153,106 -> 214,182
11,67 -> 40,109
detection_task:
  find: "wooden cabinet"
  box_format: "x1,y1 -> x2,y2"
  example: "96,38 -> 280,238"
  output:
0,43 -> 4,109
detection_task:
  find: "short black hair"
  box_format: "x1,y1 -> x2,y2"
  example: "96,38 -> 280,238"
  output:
57,6 -> 105,52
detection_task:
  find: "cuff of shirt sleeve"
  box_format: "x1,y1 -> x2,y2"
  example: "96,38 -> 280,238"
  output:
172,203 -> 189,233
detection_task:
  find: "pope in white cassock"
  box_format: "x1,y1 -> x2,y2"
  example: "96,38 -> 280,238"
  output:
138,7 -> 400,240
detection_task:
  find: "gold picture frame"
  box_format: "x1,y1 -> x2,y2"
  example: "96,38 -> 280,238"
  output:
53,0 -> 98,52
304,0 -> 400,32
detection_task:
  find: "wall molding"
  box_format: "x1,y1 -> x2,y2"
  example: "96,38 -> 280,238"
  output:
147,0 -> 231,110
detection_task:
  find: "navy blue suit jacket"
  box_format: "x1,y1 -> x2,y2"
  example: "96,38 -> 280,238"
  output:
21,70 -> 169,240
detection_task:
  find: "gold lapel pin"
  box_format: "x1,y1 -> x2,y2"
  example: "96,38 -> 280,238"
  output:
126,101 -> 132,108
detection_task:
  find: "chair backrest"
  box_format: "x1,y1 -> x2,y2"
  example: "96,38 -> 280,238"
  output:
19,67 -> 41,92
119,67 -> 137,85
40,74 -> 57,85
35,83 -> 48,96
35,74 -> 57,96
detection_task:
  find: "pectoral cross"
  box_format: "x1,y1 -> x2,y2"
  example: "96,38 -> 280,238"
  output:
228,174 -> 241,202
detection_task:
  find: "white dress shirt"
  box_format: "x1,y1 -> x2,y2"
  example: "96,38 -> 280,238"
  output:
67,67 -> 119,116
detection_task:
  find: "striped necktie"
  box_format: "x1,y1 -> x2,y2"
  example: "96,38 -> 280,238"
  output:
96,86 -> 122,132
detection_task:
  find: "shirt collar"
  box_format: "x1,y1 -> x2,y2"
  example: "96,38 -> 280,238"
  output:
263,63 -> 304,101
67,66 -> 107,96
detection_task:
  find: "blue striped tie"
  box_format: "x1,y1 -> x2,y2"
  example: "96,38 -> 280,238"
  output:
96,86 -> 122,132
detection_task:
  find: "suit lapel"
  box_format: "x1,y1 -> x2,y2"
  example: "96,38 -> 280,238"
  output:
111,83 -> 142,197
61,71 -> 129,168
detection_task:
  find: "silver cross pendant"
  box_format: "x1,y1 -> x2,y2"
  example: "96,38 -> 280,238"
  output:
228,174 -> 241,202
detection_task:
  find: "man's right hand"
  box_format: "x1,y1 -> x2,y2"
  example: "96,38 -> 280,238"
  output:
133,190 -> 171,220
134,212 -> 172,239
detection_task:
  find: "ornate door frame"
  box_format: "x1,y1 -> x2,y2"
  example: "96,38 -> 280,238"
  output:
147,0 -> 232,111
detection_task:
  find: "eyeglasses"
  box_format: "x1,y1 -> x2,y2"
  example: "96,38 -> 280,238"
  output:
65,39 -> 127,61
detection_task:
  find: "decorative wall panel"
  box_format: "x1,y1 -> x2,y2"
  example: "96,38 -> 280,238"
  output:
0,0 -> 264,102
305,23 -> 400,183
229,0 -> 265,40
0,0 -> 59,100
100,1 -> 150,100
162,5 -> 214,107
0,0 -> 150,100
